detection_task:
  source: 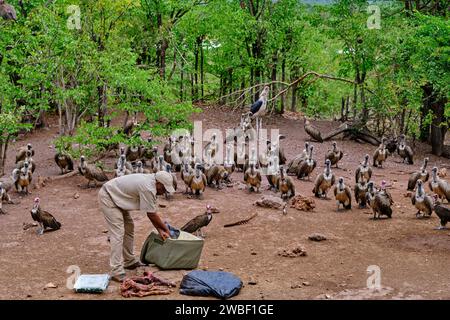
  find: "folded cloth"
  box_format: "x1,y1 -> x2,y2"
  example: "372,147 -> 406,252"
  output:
180,270 -> 242,299
165,222 -> 180,239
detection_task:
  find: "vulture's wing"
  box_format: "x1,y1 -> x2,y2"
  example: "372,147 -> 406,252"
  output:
41,210 -> 62,230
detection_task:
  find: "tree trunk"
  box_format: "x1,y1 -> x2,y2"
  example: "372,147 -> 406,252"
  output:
0,135 -> 10,176
180,58 -> 184,101
160,38 -> 168,80
200,37 -> 205,101
270,54 -> 277,112
280,57 -> 286,114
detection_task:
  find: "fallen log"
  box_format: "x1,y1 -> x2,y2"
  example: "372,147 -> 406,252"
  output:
49,170 -> 78,181
322,122 -> 380,146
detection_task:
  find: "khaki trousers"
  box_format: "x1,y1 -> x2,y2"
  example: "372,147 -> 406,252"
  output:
98,187 -> 139,276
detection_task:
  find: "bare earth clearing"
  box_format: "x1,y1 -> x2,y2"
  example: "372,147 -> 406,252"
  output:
1,105 -> 450,300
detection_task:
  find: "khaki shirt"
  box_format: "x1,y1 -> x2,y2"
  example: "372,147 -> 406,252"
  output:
103,174 -> 157,213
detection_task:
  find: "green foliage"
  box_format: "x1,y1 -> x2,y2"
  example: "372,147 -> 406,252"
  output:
0,0 -> 448,160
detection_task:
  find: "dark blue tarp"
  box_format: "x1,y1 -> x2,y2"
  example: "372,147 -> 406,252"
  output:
180,270 -> 243,299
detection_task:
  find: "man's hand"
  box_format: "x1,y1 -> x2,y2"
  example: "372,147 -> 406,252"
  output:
147,212 -> 170,240
157,228 -> 170,241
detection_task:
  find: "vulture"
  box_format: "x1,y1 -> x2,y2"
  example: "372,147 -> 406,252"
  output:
16,150 -> 36,173
148,147 -> 160,172
115,155 -> 132,177
181,163 -> 194,194
354,173 -> 369,208
54,152 -> 74,174
125,145 -> 141,163
181,204 -> 213,238
234,144 -> 248,172
433,196 -> 450,230
266,136 -> 287,165
355,154 -> 372,183
429,167 -> 450,203
277,166 -> 295,200
140,139 -> 157,165
244,163 -> 262,193
411,180 -> 433,218
0,0 -> 16,21
163,137 -> 175,165
0,178 -> 12,193
12,161 -> 32,194
0,182 -> 13,215
297,145 -> 316,180
334,177 -> 352,211
204,133 -> 219,159
164,164 -> 178,192
304,118 -> 323,143
385,137 -> 398,154
326,142 -> 344,168
157,155 -> 168,172
287,142 -> 309,175
188,165 -> 207,197
78,156 -> 109,188
397,134 -> 414,165
407,157 -> 429,191
366,181 -> 393,220
30,198 -> 61,235
115,151 -> 133,171
258,141 -> 272,169
313,159 -> 335,199
133,161 -> 151,174
266,158 -> 280,192
249,86 -> 270,132
373,138 -> 388,168
224,144 -> 235,178
206,165 -> 228,189
16,143 -> 34,163
114,147 -> 125,168
123,112 -> 138,136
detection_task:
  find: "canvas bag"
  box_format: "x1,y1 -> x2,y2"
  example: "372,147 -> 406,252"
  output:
140,231 -> 204,269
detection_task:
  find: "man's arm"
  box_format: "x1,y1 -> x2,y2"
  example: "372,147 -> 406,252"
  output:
147,212 -> 170,240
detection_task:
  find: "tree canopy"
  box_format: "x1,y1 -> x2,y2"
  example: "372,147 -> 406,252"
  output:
0,0 -> 448,173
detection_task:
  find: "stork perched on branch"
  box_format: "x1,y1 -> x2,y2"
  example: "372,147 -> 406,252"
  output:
249,86 -> 269,140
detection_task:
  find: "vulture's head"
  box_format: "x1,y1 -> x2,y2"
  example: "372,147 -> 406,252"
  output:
332,141 -> 337,148
80,155 -> 86,164
120,147 -> 125,154
416,180 -> 424,195
364,154 -> 369,164
431,166 -> 438,177
27,143 -> 32,150
338,177 -> 344,187
165,164 -> 172,173
31,197 -> 40,214
206,204 -> 213,218
261,86 -> 270,98
24,161 -> 29,169
381,180 -> 387,190
137,161 -> 143,168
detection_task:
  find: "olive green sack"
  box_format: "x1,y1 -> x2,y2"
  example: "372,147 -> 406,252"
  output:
140,231 -> 204,269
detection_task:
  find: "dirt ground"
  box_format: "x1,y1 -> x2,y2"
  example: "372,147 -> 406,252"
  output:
1,105 -> 450,300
